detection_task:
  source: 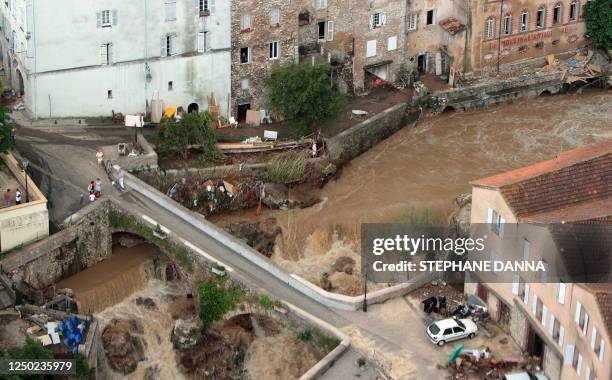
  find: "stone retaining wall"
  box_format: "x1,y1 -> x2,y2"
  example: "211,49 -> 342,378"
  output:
0,200 -> 112,304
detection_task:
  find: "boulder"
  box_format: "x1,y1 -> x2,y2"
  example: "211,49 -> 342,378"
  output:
331,256 -> 355,275
319,272 -> 332,291
262,183 -> 321,210
135,297 -> 157,310
455,193 -> 472,208
101,319 -> 145,374
171,319 -> 199,350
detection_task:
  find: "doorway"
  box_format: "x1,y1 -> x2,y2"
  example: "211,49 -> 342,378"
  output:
187,103 -> 199,113
16,69 -> 24,96
477,283 -> 489,303
417,54 -> 428,73
237,103 -> 250,123
526,324 -> 545,359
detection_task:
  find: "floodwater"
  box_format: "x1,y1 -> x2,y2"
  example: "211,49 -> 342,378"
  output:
56,243 -> 161,313
213,90 -> 612,293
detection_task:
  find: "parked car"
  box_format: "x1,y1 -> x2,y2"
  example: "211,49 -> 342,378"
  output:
426,317 -> 478,346
502,372 -> 548,380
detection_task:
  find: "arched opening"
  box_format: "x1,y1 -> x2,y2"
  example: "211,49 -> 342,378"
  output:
539,90 -> 552,96
442,106 -> 456,114
16,69 -> 24,96
187,103 -> 199,113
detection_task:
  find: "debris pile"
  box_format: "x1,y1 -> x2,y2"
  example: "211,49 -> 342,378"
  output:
445,345 -> 543,380
542,51 -> 602,84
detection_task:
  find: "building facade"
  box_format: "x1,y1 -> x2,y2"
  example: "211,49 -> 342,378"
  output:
466,140 -> 612,380
469,0 -> 589,73
0,0 -> 231,119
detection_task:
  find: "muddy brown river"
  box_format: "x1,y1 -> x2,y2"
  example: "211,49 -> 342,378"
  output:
213,90 -> 612,295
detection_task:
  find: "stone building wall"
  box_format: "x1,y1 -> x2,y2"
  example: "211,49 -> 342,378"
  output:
509,300 -> 527,349
231,0 -> 299,115
470,0 -> 588,74
542,344 -> 562,380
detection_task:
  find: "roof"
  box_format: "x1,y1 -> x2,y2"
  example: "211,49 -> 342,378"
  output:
471,139 -> 612,220
579,283 -> 612,339
438,18 -> 466,35
432,318 -> 459,329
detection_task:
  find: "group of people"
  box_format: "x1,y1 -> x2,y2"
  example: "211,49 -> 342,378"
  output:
87,178 -> 103,202
3,188 -> 23,208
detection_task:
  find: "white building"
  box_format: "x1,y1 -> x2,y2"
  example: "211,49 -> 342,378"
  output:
0,0 -> 231,119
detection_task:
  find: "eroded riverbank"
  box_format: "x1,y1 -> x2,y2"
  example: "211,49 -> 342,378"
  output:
212,89 -> 612,295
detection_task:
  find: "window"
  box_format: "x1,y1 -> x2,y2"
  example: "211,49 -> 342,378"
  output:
387,35 -> 397,51
318,21 -> 326,40
591,328 -> 604,357
502,14 -> 511,35
299,10 -> 310,26
240,47 -> 250,63
241,14 -> 252,31
575,302 -> 590,335
557,281 -> 566,304
269,41 -> 279,59
197,31 -> 207,53
569,1 -> 578,21
162,34 -> 176,57
486,17 -> 495,39
549,315 -> 564,346
240,78 -> 249,90
426,10 -> 435,25
100,43 -> 112,65
97,10 -> 116,28
107,90 -> 112,99
327,21 -> 334,41
199,0 -> 211,15
270,8 -> 280,25
487,209 -> 505,238
523,239 -> 530,260
315,0 -> 327,10
407,13 -> 418,30
168,81 -> 173,91
534,297 -> 544,322
520,10 -> 529,32
553,3 -> 562,25
165,0 -> 176,21
572,348 -> 583,375
370,13 -> 386,29
511,274 -> 520,295
366,39 -> 377,58
536,7 -> 546,28
101,10 -> 111,27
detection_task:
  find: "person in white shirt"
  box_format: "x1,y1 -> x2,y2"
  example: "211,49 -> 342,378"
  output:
15,190 -> 22,205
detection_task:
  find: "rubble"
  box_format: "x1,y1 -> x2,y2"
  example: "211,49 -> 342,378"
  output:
542,50 -> 603,84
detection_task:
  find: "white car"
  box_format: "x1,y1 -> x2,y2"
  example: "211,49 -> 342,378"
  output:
502,372 -> 548,380
426,317 -> 478,346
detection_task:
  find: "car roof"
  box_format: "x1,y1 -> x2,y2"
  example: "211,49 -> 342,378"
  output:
433,318 -> 459,329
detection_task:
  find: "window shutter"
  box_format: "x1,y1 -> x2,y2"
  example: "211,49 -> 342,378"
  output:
583,314 -> 589,335
585,367 -> 591,380
576,353 -> 582,375
327,21 -> 334,41
599,340 -> 605,361
161,36 -> 167,57
532,296 -> 537,314
112,10 -> 117,26
381,13 -> 387,25
542,305 -> 547,327
108,44 -> 113,64
414,14 -> 418,29
511,275 -> 519,295
549,315 -> 554,336
575,302 -> 582,323
524,284 -> 529,304
209,0 -> 215,14
197,32 -> 205,53
171,34 -> 177,55
559,325 -> 564,346
96,12 -> 102,28
591,328 -> 597,349
486,208 -> 493,224
368,15 -> 374,30
564,345 -> 574,365
558,282 -> 566,304
499,217 -> 505,239
100,44 -> 107,65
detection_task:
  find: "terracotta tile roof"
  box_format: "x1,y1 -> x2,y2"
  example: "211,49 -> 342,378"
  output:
471,139 -> 612,219
522,196 -> 612,223
580,283 -> 612,339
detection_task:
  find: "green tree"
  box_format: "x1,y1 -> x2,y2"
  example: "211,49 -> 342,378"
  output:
584,0 -> 612,48
1,338 -> 56,380
196,281 -> 239,330
265,63 -> 344,137
157,111 -> 216,160
0,105 -> 15,154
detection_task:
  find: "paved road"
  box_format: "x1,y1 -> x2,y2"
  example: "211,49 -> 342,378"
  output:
14,123 -> 456,379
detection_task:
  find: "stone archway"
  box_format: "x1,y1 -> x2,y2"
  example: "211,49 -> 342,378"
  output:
187,103 -> 199,113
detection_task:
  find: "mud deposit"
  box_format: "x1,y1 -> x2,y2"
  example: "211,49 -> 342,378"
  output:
213,90 -> 612,295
